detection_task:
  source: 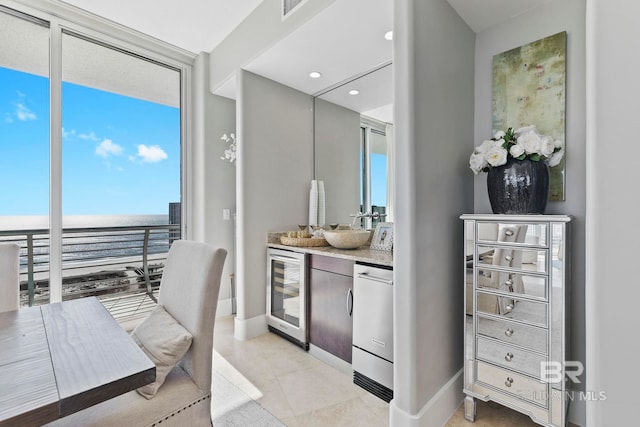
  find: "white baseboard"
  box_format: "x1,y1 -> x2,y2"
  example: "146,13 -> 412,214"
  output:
216,298 -> 233,318
234,314 -> 267,341
389,369 -> 464,427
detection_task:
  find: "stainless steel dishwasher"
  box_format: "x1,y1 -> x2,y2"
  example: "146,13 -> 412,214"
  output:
352,263 -> 393,402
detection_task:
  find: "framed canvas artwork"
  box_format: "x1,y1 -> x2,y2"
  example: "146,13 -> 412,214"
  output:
492,31 -> 567,200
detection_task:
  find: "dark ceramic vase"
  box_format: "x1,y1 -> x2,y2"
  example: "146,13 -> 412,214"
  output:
487,156 -> 549,214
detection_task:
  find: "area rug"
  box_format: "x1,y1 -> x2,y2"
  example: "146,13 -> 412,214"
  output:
211,371 -> 285,427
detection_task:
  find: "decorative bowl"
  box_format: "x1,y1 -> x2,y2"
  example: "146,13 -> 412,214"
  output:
323,229 -> 371,249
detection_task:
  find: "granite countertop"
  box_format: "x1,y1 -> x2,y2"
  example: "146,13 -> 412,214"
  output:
267,232 -> 393,267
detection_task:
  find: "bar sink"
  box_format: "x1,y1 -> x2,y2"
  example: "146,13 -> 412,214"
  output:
323,229 -> 371,249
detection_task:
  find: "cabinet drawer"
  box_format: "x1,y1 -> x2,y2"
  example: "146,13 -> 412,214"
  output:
477,337 -> 545,378
476,268 -> 547,300
476,222 -> 548,247
477,316 -> 547,354
477,245 -> 547,274
310,254 -> 354,276
476,291 -> 547,327
476,361 -> 547,408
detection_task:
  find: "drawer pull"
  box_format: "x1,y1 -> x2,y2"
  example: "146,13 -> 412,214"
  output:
505,229 -> 514,236
505,304 -> 514,312
505,377 -> 514,387
505,352 -> 514,362
504,279 -> 514,292
504,328 -> 514,337
505,255 -> 513,262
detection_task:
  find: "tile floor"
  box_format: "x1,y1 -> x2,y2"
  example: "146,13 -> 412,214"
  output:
212,315 -> 569,426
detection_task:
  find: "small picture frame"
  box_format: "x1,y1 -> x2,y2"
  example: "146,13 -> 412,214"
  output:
370,222 -> 393,251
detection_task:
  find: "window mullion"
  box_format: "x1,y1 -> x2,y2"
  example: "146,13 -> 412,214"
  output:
49,19 -> 62,303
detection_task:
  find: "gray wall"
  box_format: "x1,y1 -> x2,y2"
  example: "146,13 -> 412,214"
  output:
236,70 -> 314,322
392,0 -> 474,424
313,98 -> 361,225
586,1 -> 639,425
474,1 -> 587,423
204,94 -> 236,306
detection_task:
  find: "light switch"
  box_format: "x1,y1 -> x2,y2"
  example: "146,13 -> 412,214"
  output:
223,209 -> 231,220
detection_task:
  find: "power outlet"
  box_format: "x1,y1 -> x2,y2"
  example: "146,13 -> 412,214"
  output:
223,209 -> 231,221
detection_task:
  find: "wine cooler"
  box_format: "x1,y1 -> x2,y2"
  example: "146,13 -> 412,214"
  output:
266,248 -> 308,349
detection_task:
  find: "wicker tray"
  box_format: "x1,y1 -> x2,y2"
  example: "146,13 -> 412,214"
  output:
280,236 -> 330,247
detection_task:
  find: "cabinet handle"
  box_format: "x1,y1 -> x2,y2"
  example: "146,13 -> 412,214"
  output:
505,328 -> 514,337
505,255 -> 513,262
505,377 -> 514,387
505,352 -> 514,362
505,304 -> 514,312
505,229 -> 514,237
356,273 -> 393,286
346,288 -> 353,317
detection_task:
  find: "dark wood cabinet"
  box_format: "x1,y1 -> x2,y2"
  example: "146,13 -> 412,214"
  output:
308,254 -> 354,363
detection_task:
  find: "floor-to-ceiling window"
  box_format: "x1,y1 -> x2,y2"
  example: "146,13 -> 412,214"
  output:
0,4 -> 189,307
0,7 -> 51,305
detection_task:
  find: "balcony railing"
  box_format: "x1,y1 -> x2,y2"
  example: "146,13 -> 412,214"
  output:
0,224 -> 180,317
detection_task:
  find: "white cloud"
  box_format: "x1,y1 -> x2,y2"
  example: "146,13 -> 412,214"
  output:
15,102 -> 36,121
62,128 -> 76,139
137,144 -> 168,163
6,92 -> 37,122
79,131 -> 100,141
95,139 -> 123,158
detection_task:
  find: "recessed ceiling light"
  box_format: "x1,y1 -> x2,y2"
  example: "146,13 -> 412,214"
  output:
349,89 -> 360,96
309,71 -> 322,79
384,30 -> 393,41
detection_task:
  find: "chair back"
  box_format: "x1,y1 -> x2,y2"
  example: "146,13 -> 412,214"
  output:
0,243 -> 20,312
157,240 -> 226,392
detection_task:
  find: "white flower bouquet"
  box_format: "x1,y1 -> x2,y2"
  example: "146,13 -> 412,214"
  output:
220,133 -> 236,163
469,126 -> 564,175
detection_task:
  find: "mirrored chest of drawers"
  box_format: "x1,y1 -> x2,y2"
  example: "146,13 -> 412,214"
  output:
460,214 -> 571,427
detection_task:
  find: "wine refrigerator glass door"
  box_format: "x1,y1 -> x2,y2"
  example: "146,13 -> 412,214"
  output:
267,249 -> 307,346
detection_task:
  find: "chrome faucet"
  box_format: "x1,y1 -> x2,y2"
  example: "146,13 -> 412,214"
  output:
349,211 -> 385,228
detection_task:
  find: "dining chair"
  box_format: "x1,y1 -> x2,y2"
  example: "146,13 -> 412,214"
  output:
45,240 -> 227,427
0,243 -> 20,313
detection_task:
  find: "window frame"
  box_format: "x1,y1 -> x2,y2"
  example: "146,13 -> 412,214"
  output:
1,0 -> 194,302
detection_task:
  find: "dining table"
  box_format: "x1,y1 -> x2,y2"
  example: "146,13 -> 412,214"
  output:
0,296 -> 155,427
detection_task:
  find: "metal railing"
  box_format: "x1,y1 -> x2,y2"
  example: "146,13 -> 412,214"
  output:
0,224 -> 180,308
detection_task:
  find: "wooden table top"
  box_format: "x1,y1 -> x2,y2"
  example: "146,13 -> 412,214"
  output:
0,297 -> 155,427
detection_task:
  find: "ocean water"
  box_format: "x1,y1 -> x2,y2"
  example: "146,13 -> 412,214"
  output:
0,215 -> 177,266
0,214 -> 169,231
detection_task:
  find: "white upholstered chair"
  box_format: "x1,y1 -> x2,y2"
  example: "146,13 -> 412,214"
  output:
45,240 -> 227,427
0,243 -> 20,313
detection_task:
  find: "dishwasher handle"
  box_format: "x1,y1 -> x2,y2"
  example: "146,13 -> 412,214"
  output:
346,288 -> 353,317
356,272 -> 393,286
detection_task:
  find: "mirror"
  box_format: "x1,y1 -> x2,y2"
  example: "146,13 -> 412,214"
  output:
313,63 -> 393,228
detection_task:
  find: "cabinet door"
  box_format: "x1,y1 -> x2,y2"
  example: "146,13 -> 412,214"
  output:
309,267 -> 353,363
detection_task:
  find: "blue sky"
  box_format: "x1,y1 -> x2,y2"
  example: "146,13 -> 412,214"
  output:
0,67 -> 180,216
370,153 -> 387,207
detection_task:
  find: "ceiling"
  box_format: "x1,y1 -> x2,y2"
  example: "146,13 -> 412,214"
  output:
243,0 -> 393,97
60,0 -> 263,54
57,0 -> 552,115
446,0 -> 551,33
